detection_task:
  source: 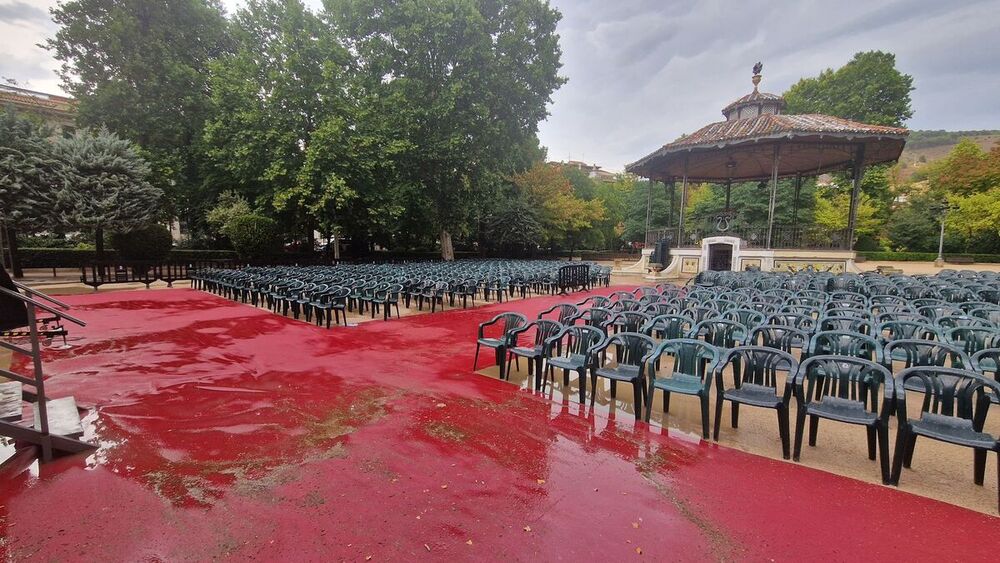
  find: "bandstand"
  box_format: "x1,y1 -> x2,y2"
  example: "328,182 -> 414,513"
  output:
621,64 -> 908,278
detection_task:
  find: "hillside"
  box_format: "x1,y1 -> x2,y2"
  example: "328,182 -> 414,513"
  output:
897,129 -> 1000,180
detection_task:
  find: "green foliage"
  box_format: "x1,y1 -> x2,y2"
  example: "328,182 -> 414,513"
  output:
784,51 -> 914,126
52,129 -> 164,238
111,224 -> 174,260
885,197 -> 940,252
857,251 -> 1000,263
482,192 -> 545,253
513,164 -> 604,249
906,130 -> 1000,150
228,214 -> 281,258
0,108 -> 70,231
330,0 -> 565,258
205,190 -> 252,238
47,0 -> 232,235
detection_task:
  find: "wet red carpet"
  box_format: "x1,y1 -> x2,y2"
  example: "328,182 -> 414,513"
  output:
1,288 -> 997,560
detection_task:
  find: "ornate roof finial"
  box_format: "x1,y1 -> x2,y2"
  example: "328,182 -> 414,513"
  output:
752,62 -> 762,92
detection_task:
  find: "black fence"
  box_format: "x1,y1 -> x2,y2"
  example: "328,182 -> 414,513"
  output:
557,264 -> 590,294
80,260 -> 242,288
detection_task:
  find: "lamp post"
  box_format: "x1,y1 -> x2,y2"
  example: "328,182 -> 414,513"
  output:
931,203 -> 950,268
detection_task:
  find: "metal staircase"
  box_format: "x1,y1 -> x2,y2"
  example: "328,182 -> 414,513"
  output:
1,280 -> 95,462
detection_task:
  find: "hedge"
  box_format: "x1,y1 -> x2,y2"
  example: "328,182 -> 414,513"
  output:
856,251 -> 1000,263
19,248 -> 238,268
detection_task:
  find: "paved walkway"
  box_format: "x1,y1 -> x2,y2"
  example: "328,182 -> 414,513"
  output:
1,288 -> 998,560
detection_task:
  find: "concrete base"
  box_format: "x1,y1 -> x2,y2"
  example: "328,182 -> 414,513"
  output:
638,237 -> 858,279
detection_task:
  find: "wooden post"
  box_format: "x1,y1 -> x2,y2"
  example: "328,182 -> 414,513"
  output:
846,144 -> 866,250
792,174 -> 802,223
667,179 -> 675,228
644,179 -> 653,246
765,145 -> 780,249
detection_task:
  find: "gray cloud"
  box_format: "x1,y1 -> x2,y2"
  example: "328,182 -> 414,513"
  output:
0,1 -> 48,23
541,0 -> 1000,170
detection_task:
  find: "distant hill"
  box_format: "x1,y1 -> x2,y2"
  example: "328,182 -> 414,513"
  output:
896,129 -> 1000,180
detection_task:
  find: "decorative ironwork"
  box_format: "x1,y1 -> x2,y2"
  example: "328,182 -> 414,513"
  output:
646,225 -> 850,250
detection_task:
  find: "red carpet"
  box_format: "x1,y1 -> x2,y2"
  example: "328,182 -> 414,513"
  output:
1,287 -> 997,560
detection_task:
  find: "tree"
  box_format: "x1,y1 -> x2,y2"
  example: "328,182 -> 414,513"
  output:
329,0 -> 565,259
0,109 -> 71,276
47,0 -> 232,236
205,190 -> 252,239
53,129 -> 164,257
482,191 -> 545,255
512,163 -> 603,250
922,139 -> 998,197
784,51 -> 914,127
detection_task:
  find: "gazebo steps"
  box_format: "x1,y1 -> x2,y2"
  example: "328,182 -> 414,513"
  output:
33,396 -> 85,438
0,381 -> 22,422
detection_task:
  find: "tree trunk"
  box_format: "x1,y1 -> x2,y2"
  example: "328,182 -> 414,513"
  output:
440,229 -> 455,261
5,226 -> 23,278
332,231 -> 340,261
95,226 -> 105,261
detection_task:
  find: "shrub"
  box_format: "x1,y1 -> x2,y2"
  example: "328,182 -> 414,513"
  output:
111,224 -> 174,260
856,251 -> 1000,263
228,215 -> 281,259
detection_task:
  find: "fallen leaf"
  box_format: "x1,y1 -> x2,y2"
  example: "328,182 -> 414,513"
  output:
365,556 -> 373,561
632,522 -> 640,529
441,484 -> 448,489
536,479 -> 546,485
466,540 -> 474,545
523,525 -> 532,532
424,544 -> 431,552
436,403 -> 447,408
636,547 -> 643,555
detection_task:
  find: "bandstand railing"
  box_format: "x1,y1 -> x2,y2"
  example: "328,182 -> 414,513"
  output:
646,225 -> 851,250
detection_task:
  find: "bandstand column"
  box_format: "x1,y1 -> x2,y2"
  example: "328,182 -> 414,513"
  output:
765,145 -> 780,249
677,158 -> 689,245
644,178 -> 653,245
846,143 -> 866,250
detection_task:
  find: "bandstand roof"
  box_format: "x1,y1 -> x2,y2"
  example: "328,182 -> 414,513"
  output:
626,66 -> 908,183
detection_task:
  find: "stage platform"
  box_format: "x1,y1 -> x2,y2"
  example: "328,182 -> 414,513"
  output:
1,288 -> 998,560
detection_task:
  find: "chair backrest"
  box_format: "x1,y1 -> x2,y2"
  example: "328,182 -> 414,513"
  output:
577,295 -> 612,309
874,320 -> 939,343
722,308 -> 766,329
641,314 -> 694,340
808,330 -> 882,363
819,315 -> 874,336
689,318 -> 749,348
722,346 -> 798,392
943,326 -> 1000,355
549,324 -> 606,358
748,324 -> 809,354
894,366 -> 999,427
883,339 -> 970,370
580,307 -> 615,330
601,332 -> 657,367
494,313 -> 528,341
796,355 -> 892,412
520,319 -> 563,346
651,338 -> 721,379
935,315 -> 993,331
539,303 -> 579,324
970,348 -> 1000,382
917,304 -> 964,320
766,312 -> 816,333
614,311 -> 652,333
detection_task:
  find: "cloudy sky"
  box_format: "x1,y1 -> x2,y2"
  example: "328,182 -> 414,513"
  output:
4,0 -> 999,170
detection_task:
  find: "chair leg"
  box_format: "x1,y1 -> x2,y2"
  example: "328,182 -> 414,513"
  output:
974,448 -> 987,486
777,406 -> 790,460
808,415 -> 819,447
793,408 -> 807,462
731,402 -> 740,429
866,426 -> 877,461
662,391 -> 671,413
713,397 -> 724,441
890,425 -> 908,485
610,380 -> 617,401
578,368 -> 587,405
632,383 -> 642,421
877,423 -> 890,485
473,343 -> 481,370
699,395 -> 710,439
590,373 -> 598,407
903,431 -> 917,468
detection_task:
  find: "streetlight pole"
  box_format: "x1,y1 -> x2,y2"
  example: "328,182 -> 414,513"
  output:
934,205 -> 948,268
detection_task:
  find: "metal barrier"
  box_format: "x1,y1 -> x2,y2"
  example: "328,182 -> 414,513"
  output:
557,264 -> 590,294
79,259 -> 241,289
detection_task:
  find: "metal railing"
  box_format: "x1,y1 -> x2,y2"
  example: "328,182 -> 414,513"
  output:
645,225 -> 850,250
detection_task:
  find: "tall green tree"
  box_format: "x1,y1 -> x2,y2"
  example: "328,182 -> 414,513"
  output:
329,0 -> 565,259
47,0 -> 232,236
0,109 -> 71,276
53,129 -> 164,257
784,51 -> 914,127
